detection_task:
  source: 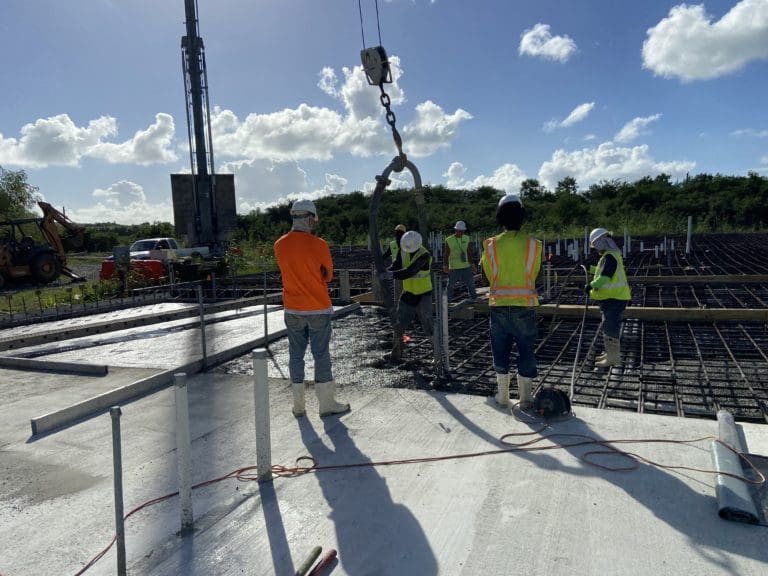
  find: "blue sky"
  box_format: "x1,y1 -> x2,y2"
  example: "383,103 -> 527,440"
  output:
1,0 -> 767,224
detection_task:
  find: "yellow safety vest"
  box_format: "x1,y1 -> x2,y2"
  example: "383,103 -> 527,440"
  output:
482,231 -> 541,307
445,234 -> 471,270
389,239 -> 399,263
402,246 -> 433,295
590,249 -> 631,301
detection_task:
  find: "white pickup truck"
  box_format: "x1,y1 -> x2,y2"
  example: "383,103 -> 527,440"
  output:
128,237 -> 210,261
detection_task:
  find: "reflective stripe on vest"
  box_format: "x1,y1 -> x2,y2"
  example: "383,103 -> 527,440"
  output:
485,233 -> 541,307
402,246 -> 433,295
591,250 -> 631,301
445,234 -> 470,270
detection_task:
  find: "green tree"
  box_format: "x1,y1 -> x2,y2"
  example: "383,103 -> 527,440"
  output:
0,167 -> 40,219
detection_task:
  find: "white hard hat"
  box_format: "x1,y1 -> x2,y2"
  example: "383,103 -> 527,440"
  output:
498,194 -> 523,208
454,220 -> 467,231
400,230 -> 423,253
290,199 -> 318,218
589,227 -> 609,247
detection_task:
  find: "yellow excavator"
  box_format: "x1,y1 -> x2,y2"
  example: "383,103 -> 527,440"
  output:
0,201 -> 85,289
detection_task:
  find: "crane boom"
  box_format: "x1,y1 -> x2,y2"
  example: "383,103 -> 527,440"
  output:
181,0 -> 218,248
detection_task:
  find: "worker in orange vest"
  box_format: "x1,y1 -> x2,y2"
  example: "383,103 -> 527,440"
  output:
274,199 -> 350,417
480,194 -> 542,409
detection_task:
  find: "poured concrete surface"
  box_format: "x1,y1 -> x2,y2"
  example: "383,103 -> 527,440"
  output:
5,303 -> 287,369
1,368 -> 767,576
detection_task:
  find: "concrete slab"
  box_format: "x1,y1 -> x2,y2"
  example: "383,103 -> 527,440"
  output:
1,372 -> 766,576
18,304 -> 360,436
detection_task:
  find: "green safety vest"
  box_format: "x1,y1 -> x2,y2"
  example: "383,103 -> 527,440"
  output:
389,239 -> 400,263
402,246 -> 433,295
590,249 -> 631,301
445,234 -> 471,270
482,231 -> 541,307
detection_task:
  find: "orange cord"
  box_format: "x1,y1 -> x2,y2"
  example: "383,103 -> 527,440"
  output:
74,427 -> 765,574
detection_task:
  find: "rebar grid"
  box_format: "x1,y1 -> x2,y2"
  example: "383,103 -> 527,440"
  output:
384,314 -> 768,424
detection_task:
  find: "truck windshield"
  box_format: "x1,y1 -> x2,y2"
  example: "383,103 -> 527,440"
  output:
130,240 -> 161,251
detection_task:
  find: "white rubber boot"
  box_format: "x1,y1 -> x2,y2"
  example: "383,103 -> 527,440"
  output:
595,336 -> 621,367
291,382 -> 305,417
595,350 -> 607,362
316,381 -> 351,417
494,373 -> 510,407
517,374 -> 534,409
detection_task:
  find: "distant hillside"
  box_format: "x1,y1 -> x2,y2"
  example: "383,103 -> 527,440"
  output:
74,172 -> 768,248
234,172 -> 768,245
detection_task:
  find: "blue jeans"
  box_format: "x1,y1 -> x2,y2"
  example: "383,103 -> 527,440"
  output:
489,307 -> 538,378
447,267 -> 476,300
284,312 -> 333,384
598,299 -> 627,338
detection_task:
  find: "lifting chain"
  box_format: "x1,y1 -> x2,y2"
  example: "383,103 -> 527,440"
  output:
361,45 -> 406,164
358,0 -> 407,165
379,83 -> 405,163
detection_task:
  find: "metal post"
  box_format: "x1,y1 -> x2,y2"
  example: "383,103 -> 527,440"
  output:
196,285 -> 207,368
440,280 -> 450,375
545,262 -> 551,299
252,349 -> 272,481
174,373 -> 194,533
263,269 -> 269,341
623,227 -> 628,258
110,407 -> 127,576
583,227 -> 589,258
686,215 -> 693,255
372,266 -> 384,301
339,269 -> 350,301
432,274 -> 450,378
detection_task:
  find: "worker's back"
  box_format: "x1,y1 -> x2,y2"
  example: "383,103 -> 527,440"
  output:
274,230 -> 334,312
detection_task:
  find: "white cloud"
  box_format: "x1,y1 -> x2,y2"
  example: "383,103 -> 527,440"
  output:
219,157 -> 351,214
538,142 -> 695,190
731,128 -> 768,138
562,103 -> 595,127
583,134 -> 597,141
519,23 -> 578,63
614,114 -> 662,143
544,102 -> 595,132
0,114 -> 178,168
67,180 -> 173,224
643,0 -> 768,81
212,104 -> 344,162
443,162 -> 468,188
89,114 -> 178,165
403,101 -> 473,157
443,161 -> 527,193
213,56 -> 470,161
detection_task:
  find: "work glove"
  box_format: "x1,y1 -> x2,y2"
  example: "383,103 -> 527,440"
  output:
379,271 -> 394,281
584,283 -> 592,296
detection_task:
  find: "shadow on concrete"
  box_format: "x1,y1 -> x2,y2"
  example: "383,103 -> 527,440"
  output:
435,393 -> 768,570
539,415 -> 768,570
298,417 -> 438,575
258,480 -> 293,576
